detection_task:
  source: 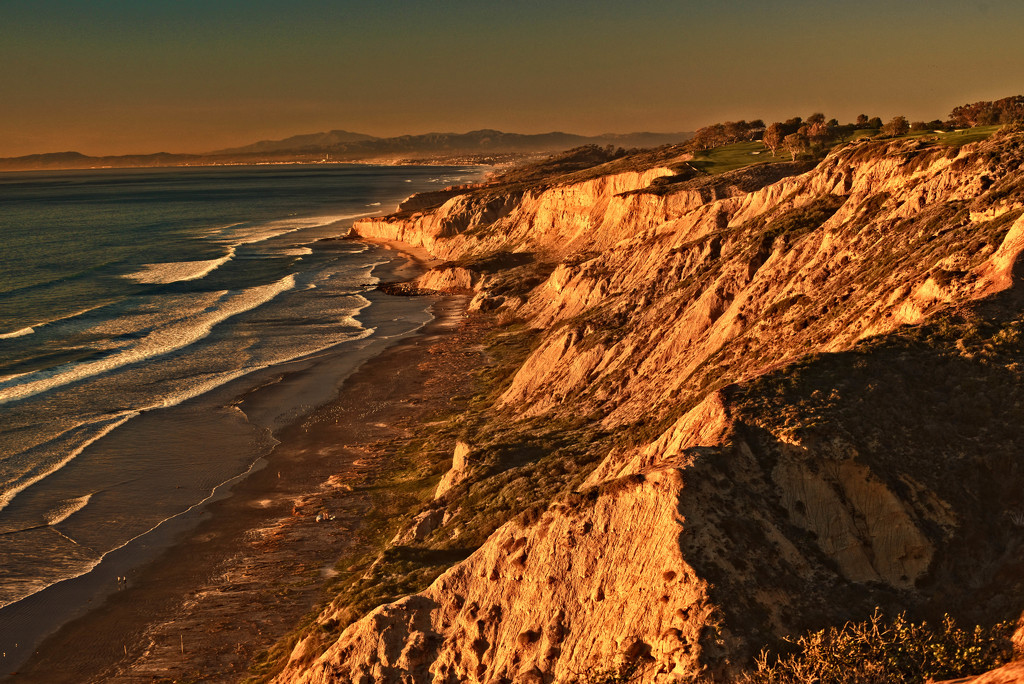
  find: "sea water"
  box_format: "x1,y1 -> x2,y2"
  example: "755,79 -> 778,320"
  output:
0,164 -> 480,618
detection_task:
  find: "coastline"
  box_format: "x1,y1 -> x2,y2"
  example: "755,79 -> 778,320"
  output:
5,241 -> 479,682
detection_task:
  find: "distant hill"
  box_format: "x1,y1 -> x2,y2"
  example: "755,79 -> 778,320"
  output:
0,129 -> 692,172
212,129 -> 379,155
210,128 -> 693,159
0,151 -> 205,172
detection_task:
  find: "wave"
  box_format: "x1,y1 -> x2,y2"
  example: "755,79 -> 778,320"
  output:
0,371 -> 31,384
361,260 -> 392,284
121,210 -> 378,287
0,303 -> 123,344
0,412 -> 137,513
0,274 -> 298,406
122,247 -> 236,285
44,494 -> 93,526
227,212 -> 374,248
0,327 -> 34,340
33,302 -> 111,330
279,247 -> 313,257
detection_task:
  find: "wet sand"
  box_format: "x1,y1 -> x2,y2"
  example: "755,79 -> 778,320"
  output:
8,258 -> 485,681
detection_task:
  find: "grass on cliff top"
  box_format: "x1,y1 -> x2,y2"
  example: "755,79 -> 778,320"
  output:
687,136 -> 862,175
685,125 -> 1001,178
689,141 -> 781,175
906,124 -> 1001,147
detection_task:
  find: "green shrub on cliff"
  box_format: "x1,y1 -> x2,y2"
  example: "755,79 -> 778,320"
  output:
737,610 -> 1016,684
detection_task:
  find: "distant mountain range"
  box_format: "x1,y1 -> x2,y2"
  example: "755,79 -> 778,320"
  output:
0,129 -> 693,171
211,129 -> 380,155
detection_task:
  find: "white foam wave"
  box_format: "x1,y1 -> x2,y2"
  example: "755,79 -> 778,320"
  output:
124,211 -> 379,286
199,221 -> 245,238
150,367 -> 253,409
0,274 -> 298,406
123,247 -> 236,285
337,314 -> 367,329
350,293 -> 372,310
154,321 -> 376,410
227,212 -> 373,248
0,413 -> 137,512
280,247 -> 313,257
45,494 -> 93,526
24,302 -> 112,333
0,327 -> 34,339
361,260 -> 392,285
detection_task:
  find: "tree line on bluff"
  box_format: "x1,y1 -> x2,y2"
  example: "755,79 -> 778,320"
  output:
688,95 -> 1024,160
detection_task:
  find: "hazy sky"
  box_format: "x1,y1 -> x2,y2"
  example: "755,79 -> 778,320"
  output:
2,0 -> 1022,156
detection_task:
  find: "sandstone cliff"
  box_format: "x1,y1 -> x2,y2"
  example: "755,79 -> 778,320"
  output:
278,132 -> 1024,682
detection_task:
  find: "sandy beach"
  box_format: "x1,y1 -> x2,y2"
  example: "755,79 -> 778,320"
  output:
7,246 -> 484,683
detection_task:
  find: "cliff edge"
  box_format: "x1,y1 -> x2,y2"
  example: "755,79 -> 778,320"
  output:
277,133 -> 1024,683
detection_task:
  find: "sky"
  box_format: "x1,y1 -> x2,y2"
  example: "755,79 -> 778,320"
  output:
1,0 -> 1023,157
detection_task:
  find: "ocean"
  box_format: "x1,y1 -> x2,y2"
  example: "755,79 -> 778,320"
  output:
0,164 -> 481,657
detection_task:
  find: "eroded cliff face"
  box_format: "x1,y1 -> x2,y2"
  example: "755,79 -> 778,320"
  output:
280,133 -> 1024,682
352,168 -> 675,261
288,469 -> 718,684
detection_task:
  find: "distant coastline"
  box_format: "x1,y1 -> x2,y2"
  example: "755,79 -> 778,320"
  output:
0,128 -> 692,172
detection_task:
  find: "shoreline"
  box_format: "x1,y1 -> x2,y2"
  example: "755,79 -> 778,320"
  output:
0,231 -> 429,667
5,241 -> 478,682
0,160 -> 492,176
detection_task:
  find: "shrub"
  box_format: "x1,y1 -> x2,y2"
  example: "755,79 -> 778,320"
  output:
737,610 -> 1016,684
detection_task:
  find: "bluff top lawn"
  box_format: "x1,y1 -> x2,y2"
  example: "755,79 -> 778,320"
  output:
688,141 -> 778,175
688,126 -> 1002,176
914,124 -> 1001,146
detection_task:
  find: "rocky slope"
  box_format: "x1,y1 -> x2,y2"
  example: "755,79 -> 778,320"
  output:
276,132 -> 1024,682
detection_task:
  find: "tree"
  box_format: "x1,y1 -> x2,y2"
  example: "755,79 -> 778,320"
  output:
883,115 -> 910,136
692,123 -> 727,150
867,117 -> 883,129
763,122 -> 786,156
910,120 -> 929,131
949,96 -> 1024,127
856,114 -> 869,127
807,112 -> 826,126
783,132 -> 808,161
809,120 -> 835,146
724,120 -> 752,143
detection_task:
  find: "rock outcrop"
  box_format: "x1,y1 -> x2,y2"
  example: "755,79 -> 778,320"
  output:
292,469 -> 715,684
278,132 -> 1024,682
434,442 -> 473,500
